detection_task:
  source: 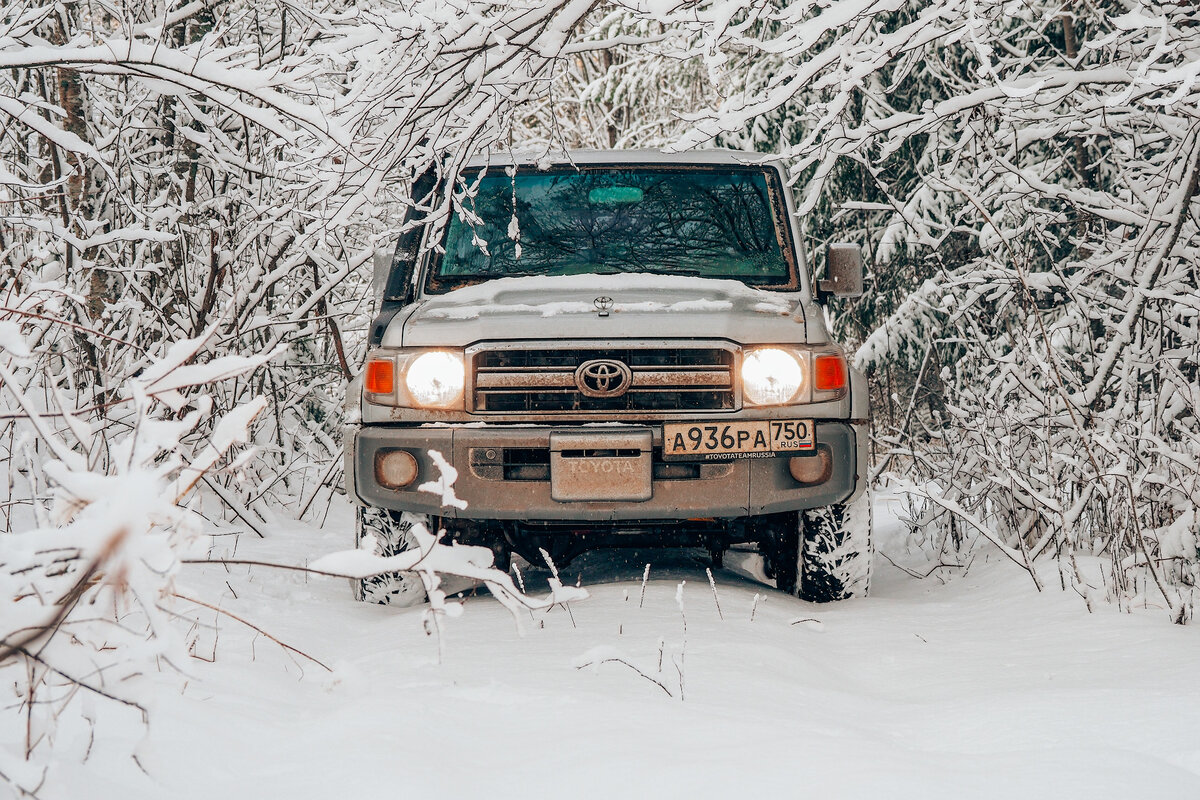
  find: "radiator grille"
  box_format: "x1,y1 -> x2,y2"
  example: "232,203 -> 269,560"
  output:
471,345 -> 736,414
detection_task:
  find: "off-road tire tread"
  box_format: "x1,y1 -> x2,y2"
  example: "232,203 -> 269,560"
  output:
354,507 -> 429,606
799,491 -> 873,603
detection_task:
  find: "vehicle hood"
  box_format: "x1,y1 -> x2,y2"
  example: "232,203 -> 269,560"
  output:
388,274 -> 821,347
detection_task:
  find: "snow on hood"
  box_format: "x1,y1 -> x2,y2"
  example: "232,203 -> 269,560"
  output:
416,274 -> 794,321
388,274 -> 812,348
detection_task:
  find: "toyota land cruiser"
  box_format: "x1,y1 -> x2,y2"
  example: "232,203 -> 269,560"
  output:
345,149 -> 872,604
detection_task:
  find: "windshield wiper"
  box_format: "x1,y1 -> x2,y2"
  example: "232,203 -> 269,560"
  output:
634,267 -> 704,277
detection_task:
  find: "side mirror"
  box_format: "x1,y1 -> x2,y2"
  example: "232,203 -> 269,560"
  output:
818,243 -> 864,300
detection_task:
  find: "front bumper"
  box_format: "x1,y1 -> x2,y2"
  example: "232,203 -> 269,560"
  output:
347,421 -> 865,521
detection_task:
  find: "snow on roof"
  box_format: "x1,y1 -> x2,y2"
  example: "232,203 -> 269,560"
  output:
465,148 -> 782,169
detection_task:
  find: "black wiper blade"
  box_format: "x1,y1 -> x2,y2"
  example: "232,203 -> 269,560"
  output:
635,267 -> 704,277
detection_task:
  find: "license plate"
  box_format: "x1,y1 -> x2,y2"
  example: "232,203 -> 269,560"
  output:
662,420 -> 815,460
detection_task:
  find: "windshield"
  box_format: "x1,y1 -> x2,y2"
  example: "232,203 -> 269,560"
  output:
426,165 -> 797,293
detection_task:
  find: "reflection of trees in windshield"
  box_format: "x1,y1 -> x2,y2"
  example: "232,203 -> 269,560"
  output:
434,168 -> 792,288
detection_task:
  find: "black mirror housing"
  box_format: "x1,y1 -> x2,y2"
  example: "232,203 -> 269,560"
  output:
818,243 -> 864,300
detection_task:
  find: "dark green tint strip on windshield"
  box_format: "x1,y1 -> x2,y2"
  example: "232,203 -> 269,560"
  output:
426,165 -> 797,293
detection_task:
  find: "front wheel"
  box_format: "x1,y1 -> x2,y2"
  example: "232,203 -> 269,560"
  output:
354,507 -> 430,606
799,490 -> 873,602
760,491 -> 873,602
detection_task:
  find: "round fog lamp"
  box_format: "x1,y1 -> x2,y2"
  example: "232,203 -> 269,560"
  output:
375,449 -> 419,489
789,449 -> 832,485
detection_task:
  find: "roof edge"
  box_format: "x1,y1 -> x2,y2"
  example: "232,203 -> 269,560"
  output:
464,148 -> 781,169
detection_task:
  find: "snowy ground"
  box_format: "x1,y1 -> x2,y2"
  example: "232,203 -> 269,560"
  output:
17,493 -> 1200,799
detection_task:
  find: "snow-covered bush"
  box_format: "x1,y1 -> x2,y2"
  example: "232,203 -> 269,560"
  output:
657,0 -> 1200,618
522,0 -> 1200,618
1,1 -> 608,787
0,0 -> 603,529
0,306 -> 274,789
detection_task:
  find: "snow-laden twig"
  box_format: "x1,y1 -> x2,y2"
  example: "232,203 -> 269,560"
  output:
674,581 -> 687,702
706,568 -> 723,620
312,527 -> 588,630
538,548 -> 579,629
574,654 -> 673,698
417,450 -> 469,511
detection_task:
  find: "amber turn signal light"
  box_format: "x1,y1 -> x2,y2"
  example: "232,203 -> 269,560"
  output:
365,359 -> 395,394
814,354 -> 848,391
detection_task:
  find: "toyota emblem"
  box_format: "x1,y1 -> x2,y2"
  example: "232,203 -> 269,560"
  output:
575,359 -> 633,398
593,296 -> 614,316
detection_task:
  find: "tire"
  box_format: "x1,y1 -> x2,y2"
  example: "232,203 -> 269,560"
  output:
799,490 -> 873,602
759,491 -> 873,602
353,506 -> 430,606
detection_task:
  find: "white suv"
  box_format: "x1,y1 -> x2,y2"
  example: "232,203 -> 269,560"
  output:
345,149 -> 872,604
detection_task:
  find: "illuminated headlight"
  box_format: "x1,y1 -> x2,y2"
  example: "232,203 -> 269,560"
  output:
405,351 -> 465,408
742,348 -> 805,405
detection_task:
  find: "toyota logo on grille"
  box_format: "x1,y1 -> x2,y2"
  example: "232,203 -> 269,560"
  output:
575,359 -> 633,398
